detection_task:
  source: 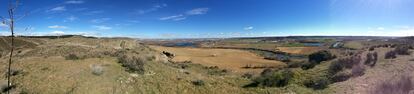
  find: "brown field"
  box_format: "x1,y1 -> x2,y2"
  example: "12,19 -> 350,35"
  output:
276,47 -> 322,55
150,46 -> 286,73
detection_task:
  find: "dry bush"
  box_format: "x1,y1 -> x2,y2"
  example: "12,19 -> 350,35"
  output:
244,69 -> 293,88
369,46 -> 375,51
117,51 -> 146,74
385,50 -> 397,59
191,80 -> 205,86
328,55 -> 363,82
372,75 -> 414,94
65,53 -> 80,60
395,45 -> 411,55
365,52 -> 378,67
242,72 -> 254,79
91,64 -> 104,76
304,77 -> 330,90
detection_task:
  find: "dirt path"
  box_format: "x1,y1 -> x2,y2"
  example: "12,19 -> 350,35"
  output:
150,46 -> 286,73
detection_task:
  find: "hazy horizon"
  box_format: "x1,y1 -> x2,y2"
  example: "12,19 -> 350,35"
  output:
1,0 -> 414,38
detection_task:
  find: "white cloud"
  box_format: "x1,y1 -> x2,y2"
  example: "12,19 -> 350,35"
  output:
49,6 -> 66,12
65,16 -> 78,22
160,7 -> 209,21
92,25 -> 112,30
134,3 -> 167,15
186,8 -> 209,15
84,10 -> 104,15
90,18 -> 111,23
244,26 -> 254,30
65,0 -> 84,4
51,31 -> 65,35
48,25 -> 68,29
159,14 -> 185,21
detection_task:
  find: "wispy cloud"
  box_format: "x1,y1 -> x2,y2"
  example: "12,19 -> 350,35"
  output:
65,0 -> 85,4
92,25 -> 112,30
84,10 -> 104,15
90,18 -> 111,23
244,26 -> 254,31
49,6 -> 66,12
160,8 -> 209,21
64,16 -> 78,22
133,3 -> 167,15
186,8 -> 209,15
48,25 -> 68,29
159,14 -> 185,21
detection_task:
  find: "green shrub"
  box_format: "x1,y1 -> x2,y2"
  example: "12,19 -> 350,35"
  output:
308,50 -> 336,63
304,77 -> 330,90
395,45 -> 411,55
192,80 -> 205,86
304,50 -> 336,69
65,53 -> 80,60
385,50 -> 397,59
244,69 -> 293,87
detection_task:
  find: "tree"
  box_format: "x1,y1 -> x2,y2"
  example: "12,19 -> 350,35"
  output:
1,0 -> 20,93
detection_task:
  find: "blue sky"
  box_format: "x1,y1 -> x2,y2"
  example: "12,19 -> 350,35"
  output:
0,0 -> 414,38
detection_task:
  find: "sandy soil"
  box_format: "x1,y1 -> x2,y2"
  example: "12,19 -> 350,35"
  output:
151,46 -> 286,73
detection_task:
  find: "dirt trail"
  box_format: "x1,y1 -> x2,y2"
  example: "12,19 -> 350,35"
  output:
151,46 -> 286,73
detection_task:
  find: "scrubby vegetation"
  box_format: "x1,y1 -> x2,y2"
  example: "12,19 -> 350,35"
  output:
372,75 -> 414,94
244,69 -> 293,87
116,50 -> 147,74
302,50 -> 336,70
385,50 -> 397,59
328,55 -> 363,82
303,77 -> 330,90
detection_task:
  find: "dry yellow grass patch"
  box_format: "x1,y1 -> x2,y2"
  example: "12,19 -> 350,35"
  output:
151,46 -> 286,73
276,47 -> 322,55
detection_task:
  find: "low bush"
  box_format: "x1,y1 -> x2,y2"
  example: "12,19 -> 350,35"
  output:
351,64 -> 365,77
65,53 -> 80,60
385,50 -> 397,59
117,52 -> 146,74
244,69 -> 293,87
330,71 -> 351,83
301,62 -> 316,70
91,64 -> 104,76
395,45 -> 411,55
191,80 -> 205,86
328,55 -> 362,82
207,68 -> 227,76
242,72 -> 254,79
369,47 -> 375,51
304,77 -> 330,90
303,50 -> 336,69
308,50 -> 336,63
286,61 -> 304,68
365,52 -> 378,67
372,75 -> 413,94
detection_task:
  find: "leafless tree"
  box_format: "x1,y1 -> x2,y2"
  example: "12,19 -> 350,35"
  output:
1,0 -> 19,93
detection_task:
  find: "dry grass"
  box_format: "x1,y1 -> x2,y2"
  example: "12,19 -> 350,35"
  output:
150,46 -> 286,73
